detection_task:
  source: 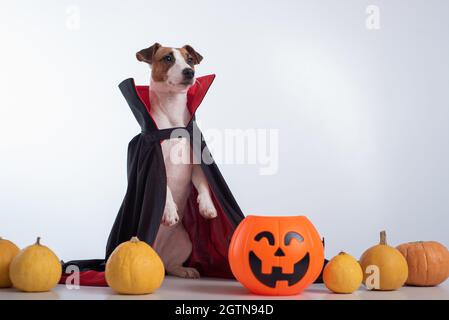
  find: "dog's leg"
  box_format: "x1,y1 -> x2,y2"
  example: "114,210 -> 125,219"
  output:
192,165 -> 217,219
158,223 -> 200,279
161,186 -> 179,226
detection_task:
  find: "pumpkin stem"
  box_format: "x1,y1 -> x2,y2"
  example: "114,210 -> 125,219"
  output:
338,251 -> 347,255
380,230 -> 387,245
130,236 -> 139,243
36,236 -> 41,245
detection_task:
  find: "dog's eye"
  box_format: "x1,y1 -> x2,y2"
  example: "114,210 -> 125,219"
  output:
187,57 -> 194,64
163,55 -> 173,62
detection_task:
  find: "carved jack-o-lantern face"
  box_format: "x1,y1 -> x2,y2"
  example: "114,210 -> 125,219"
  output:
229,216 -> 324,295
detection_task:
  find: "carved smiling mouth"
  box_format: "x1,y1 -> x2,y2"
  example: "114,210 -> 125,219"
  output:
249,251 -> 310,288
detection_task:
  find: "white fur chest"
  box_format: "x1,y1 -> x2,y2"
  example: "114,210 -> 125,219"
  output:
149,89 -> 193,215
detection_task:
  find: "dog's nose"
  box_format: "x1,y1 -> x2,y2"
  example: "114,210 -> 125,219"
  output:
182,68 -> 195,80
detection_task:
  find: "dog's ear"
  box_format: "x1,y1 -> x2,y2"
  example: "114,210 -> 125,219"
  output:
136,42 -> 161,64
183,45 -> 203,65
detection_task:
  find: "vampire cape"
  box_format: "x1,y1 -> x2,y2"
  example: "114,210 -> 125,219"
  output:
60,75 -> 245,286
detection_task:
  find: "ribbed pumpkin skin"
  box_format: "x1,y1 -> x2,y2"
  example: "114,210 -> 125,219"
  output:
323,252 -> 363,294
105,238 -> 165,295
397,241 -> 449,286
9,239 -> 62,292
0,238 -> 20,288
360,231 -> 408,291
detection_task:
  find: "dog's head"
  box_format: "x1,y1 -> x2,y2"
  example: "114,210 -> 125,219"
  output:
136,43 -> 203,93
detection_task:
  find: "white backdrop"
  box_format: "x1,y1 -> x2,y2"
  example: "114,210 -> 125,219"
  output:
1,0 -> 448,262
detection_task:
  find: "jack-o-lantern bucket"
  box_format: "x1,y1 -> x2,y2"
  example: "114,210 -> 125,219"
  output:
229,215 -> 324,295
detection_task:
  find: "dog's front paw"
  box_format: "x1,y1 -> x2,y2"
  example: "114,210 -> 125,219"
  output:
167,266 -> 200,279
197,193 -> 218,219
162,201 -> 179,226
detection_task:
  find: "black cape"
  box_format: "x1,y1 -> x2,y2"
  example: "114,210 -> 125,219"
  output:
60,75 -> 245,286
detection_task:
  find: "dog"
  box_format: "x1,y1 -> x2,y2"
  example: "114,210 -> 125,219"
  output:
136,43 -> 218,278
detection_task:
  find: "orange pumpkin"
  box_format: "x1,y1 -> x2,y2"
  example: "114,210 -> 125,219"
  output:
229,215 -> 324,295
397,241 -> 449,286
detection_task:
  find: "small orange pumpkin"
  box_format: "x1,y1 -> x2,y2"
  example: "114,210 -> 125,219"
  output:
397,241 -> 449,286
105,236 -> 165,295
9,237 -> 62,292
359,231 -> 408,291
0,237 -> 20,288
229,215 -> 324,295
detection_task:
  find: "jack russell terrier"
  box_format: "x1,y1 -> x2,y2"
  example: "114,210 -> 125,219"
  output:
136,43 -> 217,279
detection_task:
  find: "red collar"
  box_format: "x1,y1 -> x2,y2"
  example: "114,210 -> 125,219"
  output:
134,74 -> 216,117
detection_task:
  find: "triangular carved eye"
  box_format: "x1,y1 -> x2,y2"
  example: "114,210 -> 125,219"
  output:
254,231 -> 275,246
284,232 -> 304,245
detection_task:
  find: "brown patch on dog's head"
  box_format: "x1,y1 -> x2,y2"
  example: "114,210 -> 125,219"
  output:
149,47 -> 176,82
180,45 -> 203,65
136,42 -> 161,64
